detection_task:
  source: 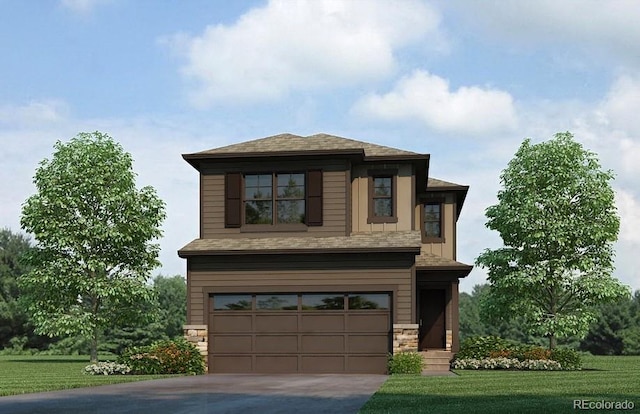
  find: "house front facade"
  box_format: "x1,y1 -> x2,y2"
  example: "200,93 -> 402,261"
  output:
179,133 -> 472,374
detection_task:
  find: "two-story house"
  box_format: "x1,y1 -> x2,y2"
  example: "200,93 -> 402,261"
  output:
179,133 -> 472,374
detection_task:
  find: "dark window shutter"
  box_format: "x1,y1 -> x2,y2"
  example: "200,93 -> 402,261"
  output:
225,172 -> 242,228
306,170 -> 323,226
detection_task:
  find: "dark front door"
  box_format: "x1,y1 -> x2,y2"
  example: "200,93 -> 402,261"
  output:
419,289 -> 446,349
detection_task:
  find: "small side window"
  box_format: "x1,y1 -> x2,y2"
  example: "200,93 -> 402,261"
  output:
423,202 -> 443,241
367,171 -> 398,224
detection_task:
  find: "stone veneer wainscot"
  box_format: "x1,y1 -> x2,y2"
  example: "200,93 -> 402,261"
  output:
183,324 -> 208,367
393,324 -> 419,353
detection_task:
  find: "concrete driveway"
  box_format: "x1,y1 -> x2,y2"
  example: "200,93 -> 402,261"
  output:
0,374 -> 387,414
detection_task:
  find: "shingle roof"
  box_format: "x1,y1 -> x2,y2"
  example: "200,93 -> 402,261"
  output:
178,231 -> 422,256
192,133 -> 421,158
427,177 -> 468,189
415,251 -> 473,270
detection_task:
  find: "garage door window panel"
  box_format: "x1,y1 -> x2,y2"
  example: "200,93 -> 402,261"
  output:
348,293 -> 390,310
302,294 -> 345,310
256,294 -> 298,310
213,294 -> 253,311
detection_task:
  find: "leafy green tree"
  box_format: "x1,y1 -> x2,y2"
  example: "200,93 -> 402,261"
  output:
153,274 -> 186,339
579,296 -> 632,355
19,132 -> 166,362
459,290 -> 484,341
0,228 -> 31,349
476,132 -> 629,349
460,284 -> 545,346
580,290 -> 640,355
623,291 -> 640,355
0,228 -> 55,351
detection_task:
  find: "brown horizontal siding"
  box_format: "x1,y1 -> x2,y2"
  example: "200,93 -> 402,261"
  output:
187,268 -> 412,326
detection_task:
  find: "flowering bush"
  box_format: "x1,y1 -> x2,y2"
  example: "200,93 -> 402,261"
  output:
83,361 -> 131,375
451,357 -> 562,371
456,336 -> 514,359
119,347 -> 163,375
456,336 -> 582,370
118,338 -> 205,375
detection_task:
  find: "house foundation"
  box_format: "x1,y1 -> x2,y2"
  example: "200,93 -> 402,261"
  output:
183,324 -> 208,367
393,324 -> 419,353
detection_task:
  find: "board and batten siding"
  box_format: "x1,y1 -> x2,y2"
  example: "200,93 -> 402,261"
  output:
351,164 -> 414,233
200,169 -> 348,238
415,194 -> 456,260
187,268 -> 413,326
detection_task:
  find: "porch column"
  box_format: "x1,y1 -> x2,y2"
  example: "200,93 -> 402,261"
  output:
451,281 -> 460,352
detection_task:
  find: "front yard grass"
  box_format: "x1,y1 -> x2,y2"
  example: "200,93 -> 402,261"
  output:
360,355 -> 640,413
0,355 -> 179,396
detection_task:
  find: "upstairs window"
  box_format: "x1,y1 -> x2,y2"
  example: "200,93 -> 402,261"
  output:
276,173 -> 305,223
225,170 -> 322,228
244,173 -> 305,225
245,174 -> 273,224
423,202 -> 443,240
372,177 -> 393,217
367,171 -> 398,224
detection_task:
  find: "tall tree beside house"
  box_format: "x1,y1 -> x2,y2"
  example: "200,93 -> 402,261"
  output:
580,290 -> 640,355
0,228 -> 31,350
476,132 -> 629,349
153,274 -> 187,339
19,132 -> 166,362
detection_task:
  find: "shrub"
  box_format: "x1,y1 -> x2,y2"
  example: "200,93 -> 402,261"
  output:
488,349 -> 512,359
503,344 -> 552,361
151,338 -> 205,374
451,358 -> 562,371
118,338 -> 205,375
456,336 -> 513,359
83,362 -> 131,375
119,346 -> 163,375
550,348 -> 582,370
522,346 -> 552,361
388,352 -> 424,374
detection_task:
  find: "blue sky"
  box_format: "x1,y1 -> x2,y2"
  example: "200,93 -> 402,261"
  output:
2,0 -> 639,293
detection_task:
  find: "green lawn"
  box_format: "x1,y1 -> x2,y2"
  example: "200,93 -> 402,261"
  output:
360,356 -> 640,414
0,355 -> 179,396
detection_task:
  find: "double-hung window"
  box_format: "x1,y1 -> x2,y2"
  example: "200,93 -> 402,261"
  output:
423,202 -> 443,241
367,171 -> 398,224
244,173 -> 305,225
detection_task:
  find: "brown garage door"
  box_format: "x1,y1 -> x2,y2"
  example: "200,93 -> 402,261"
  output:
208,292 -> 391,374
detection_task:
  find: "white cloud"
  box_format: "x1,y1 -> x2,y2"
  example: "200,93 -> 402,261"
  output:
60,0 -> 111,15
599,75 -> 640,137
615,188 -> 640,245
352,70 -> 518,135
446,0 -> 640,68
163,0 -> 445,106
0,100 -> 69,127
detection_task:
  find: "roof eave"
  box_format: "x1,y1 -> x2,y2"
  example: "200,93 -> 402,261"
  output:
182,149 -> 366,170
178,246 -> 421,258
416,264 -> 473,277
425,185 -> 469,218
